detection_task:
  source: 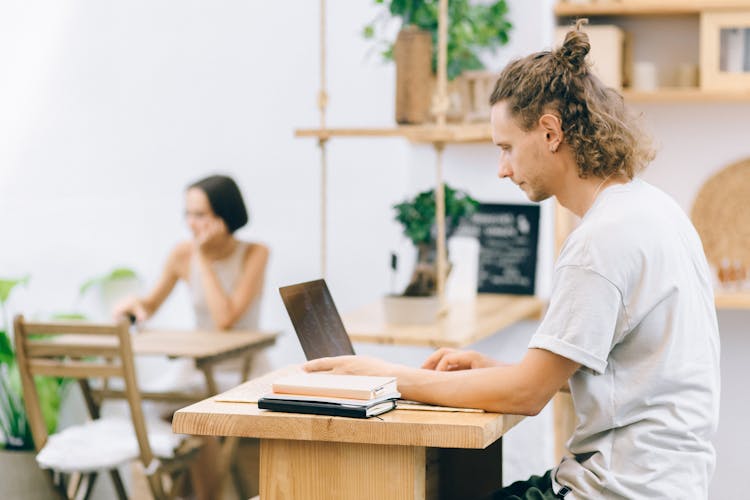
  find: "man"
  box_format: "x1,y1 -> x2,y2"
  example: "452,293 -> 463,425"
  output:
306,21 -> 719,499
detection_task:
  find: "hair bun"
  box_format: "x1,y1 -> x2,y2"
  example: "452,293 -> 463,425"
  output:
557,18 -> 591,76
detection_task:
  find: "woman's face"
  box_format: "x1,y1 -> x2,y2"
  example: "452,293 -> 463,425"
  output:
185,188 -> 223,239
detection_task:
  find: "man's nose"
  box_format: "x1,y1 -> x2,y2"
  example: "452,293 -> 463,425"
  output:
497,157 -> 512,179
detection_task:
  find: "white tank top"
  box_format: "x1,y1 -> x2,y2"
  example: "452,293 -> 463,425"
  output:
188,241 -> 262,330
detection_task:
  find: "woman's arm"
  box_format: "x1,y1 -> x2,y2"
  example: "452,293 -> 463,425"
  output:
112,244 -> 186,322
196,243 -> 269,330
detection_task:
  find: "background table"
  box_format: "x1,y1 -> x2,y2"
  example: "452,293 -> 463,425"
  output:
343,294 -> 544,348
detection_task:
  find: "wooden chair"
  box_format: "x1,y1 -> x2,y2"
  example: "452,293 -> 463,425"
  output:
13,315 -> 201,500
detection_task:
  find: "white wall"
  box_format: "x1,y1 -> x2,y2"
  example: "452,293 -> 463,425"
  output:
0,1 -> 746,498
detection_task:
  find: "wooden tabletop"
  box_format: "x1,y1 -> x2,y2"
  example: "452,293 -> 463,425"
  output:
173,374 -> 524,450
42,329 -> 278,361
343,294 -> 544,348
132,329 -> 277,360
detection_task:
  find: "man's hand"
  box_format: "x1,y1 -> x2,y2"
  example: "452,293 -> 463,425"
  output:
422,348 -> 501,371
304,355 -> 401,377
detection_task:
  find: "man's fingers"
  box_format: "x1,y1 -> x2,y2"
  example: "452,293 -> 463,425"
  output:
303,355 -> 355,372
422,348 -> 454,370
303,357 -> 334,372
435,353 -> 458,371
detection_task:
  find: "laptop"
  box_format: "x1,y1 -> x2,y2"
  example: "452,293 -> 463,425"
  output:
279,279 -> 356,360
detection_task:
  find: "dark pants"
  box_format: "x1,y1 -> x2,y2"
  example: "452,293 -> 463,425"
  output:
486,470 -> 564,500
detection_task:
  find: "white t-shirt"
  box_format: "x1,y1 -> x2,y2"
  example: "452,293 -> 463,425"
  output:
530,179 -> 720,499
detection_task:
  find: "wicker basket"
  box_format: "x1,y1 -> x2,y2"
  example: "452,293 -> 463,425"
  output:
690,157 -> 750,267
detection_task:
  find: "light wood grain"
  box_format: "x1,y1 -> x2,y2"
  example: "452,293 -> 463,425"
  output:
260,440 -> 424,500
174,397 -> 522,449
342,294 -> 544,348
715,291 -> 750,309
132,329 -> 277,360
28,359 -> 123,378
38,329 -> 277,361
295,123 -> 493,144
623,88 -> 750,102
555,1 -> 750,16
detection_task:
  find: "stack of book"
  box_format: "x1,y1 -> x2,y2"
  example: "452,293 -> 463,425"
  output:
258,373 -> 400,418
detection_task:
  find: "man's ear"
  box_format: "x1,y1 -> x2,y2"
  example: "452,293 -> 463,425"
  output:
539,113 -> 563,153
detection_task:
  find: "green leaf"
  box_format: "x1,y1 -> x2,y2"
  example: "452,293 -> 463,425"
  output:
79,267 -> 138,296
0,276 -> 29,305
50,312 -> 87,321
364,0 -> 513,80
393,184 -> 478,246
0,331 -> 12,366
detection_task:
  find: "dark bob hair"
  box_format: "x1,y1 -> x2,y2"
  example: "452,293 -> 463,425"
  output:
188,175 -> 248,233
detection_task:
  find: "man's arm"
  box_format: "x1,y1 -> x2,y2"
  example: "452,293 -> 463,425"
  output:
304,348 -> 579,415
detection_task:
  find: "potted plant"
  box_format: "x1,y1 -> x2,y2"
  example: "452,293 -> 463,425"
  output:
79,267 -> 140,319
363,0 -> 513,123
385,184 -> 478,324
0,277 -> 63,499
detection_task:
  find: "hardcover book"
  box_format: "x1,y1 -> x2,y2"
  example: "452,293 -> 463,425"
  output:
271,373 -> 398,400
257,397 -> 397,419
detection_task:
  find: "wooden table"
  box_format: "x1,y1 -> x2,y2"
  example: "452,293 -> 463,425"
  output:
52,329 -> 279,402
343,293 -> 544,348
173,373 -> 524,500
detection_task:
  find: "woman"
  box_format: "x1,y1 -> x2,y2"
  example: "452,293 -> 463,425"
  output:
114,175 -> 269,499
115,174 -> 269,333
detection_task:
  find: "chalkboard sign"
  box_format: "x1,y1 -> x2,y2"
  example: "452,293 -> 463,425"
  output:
462,203 -> 540,295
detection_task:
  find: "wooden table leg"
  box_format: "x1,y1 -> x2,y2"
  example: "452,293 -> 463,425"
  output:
260,440 -> 426,500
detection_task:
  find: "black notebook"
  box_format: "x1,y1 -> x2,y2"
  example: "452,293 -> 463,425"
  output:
257,397 -> 397,419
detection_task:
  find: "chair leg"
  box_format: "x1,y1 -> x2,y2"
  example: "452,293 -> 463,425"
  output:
231,461 -> 247,500
67,471 -> 82,499
77,473 -> 98,500
44,470 -> 68,500
147,472 -> 167,500
109,469 -> 129,500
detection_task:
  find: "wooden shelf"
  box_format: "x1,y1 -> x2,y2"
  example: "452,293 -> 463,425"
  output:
342,294 -> 544,348
555,1 -> 750,17
623,87 -> 750,102
295,123 -> 492,145
715,290 -> 750,309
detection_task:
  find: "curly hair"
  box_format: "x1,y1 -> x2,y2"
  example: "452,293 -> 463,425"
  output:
489,19 -> 654,179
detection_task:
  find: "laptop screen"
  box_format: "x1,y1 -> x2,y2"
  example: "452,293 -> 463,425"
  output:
279,279 -> 356,360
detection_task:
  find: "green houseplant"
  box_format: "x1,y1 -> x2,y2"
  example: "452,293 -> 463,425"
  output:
364,0 -> 513,80
394,184 -> 479,297
0,277 -> 65,499
0,276 -> 70,451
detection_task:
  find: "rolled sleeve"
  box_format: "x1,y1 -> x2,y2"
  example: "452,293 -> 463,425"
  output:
531,265 -> 625,375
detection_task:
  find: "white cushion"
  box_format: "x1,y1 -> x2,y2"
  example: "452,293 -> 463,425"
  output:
36,417 -> 184,473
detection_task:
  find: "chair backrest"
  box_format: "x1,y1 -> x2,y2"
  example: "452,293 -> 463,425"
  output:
13,315 -> 156,467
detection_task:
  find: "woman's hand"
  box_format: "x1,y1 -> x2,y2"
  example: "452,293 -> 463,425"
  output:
112,296 -> 149,323
421,348 -> 501,371
194,216 -> 228,253
304,355 -> 401,377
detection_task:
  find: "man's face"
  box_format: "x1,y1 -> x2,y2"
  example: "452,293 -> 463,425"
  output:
490,101 -> 553,203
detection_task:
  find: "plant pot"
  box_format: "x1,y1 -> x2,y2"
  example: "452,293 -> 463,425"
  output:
0,448 -> 57,499
394,26 -> 433,124
383,295 -> 441,325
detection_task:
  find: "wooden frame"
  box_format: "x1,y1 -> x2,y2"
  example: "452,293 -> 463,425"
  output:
13,316 -> 201,500
700,10 -> 750,90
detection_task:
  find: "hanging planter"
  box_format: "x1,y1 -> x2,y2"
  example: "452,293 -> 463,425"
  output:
394,26 -> 433,124
363,0 -> 513,124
